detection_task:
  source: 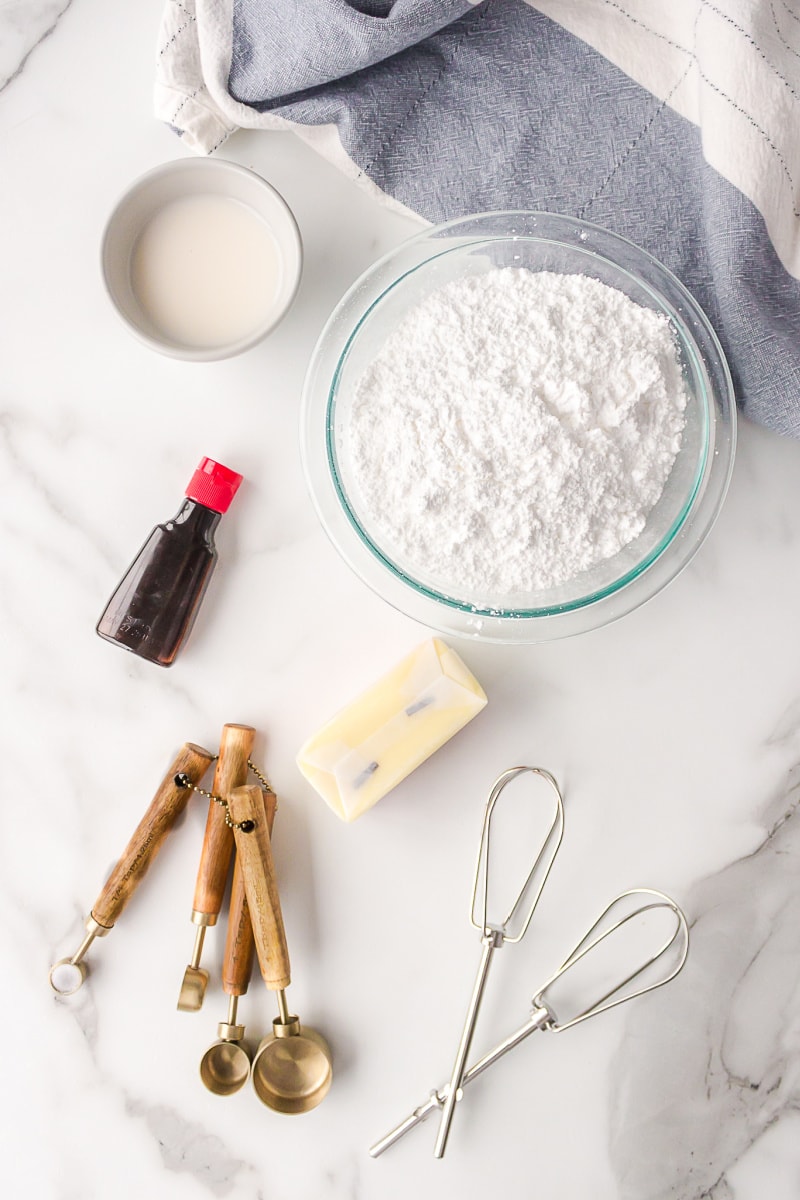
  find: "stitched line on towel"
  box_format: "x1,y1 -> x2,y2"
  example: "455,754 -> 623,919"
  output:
602,0 -> 800,217
359,2 -> 490,177
173,86 -> 202,123
701,0 -> 800,103
159,10 -> 196,59
770,0 -> 800,60
779,0 -> 800,28
578,60 -> 693,220
171,0 -> 197,21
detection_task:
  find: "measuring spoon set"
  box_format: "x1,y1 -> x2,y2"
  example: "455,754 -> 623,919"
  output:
49,724 -> 332,1114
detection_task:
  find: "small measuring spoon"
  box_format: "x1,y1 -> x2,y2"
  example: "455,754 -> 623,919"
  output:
178,723 -> 256,1012
199,850 -> 256,1093
50,742 -> 216,995
199,790 -> 276,1094
229,785 -> 333,1114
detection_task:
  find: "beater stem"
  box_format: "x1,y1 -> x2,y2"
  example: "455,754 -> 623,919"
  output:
434,930 -> 502,1159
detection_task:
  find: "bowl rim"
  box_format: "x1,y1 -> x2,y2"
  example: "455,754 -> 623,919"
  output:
100,157 -> 303,362
301,209 -> 737,643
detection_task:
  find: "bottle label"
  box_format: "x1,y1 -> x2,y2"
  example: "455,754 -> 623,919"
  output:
118,615 -> 152,642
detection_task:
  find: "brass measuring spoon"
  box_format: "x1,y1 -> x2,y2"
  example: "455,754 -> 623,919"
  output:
199,790 -> 277,1096
229,784 -> 333,1114
49,742 -> 216,995
178,723 -> 256,1012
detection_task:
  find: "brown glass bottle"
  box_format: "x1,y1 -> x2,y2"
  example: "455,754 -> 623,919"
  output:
96,458 -> 242,666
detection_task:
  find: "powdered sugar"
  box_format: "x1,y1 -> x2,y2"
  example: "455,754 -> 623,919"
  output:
345,268 -> 688,601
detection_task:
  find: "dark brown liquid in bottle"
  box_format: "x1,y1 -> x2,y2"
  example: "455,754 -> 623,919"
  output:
96,499 -> 221,666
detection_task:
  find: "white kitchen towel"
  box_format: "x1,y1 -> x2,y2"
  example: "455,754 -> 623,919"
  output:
155,0 -> 800,434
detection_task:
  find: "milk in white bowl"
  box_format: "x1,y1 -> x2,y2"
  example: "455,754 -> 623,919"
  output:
102,158 -> 302,361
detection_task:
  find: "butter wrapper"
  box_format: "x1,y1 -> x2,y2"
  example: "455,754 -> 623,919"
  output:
296,638 -> 488,821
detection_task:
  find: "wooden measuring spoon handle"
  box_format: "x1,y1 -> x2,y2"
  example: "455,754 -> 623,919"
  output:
229,785 -> 290,992
222,791 -> 277,997
91,742 -> 215,930
192,724 -> 256,919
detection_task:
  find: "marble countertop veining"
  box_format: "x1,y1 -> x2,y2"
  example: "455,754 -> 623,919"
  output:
2,3 -> 800,1199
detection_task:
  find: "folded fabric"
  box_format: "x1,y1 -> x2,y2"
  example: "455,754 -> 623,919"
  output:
155,0 -> 800,435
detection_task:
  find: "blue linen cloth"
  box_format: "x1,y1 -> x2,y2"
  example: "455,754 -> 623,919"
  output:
157,0 -> 800,434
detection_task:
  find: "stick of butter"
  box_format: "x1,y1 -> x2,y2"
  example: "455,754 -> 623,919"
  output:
296,638 -> 488,821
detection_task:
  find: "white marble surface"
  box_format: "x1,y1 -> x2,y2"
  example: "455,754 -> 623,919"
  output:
2,3 -> 800,1199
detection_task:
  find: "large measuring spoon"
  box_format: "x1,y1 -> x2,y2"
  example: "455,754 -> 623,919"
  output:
178,723 -> 256,1012
229,784 -> 333,1114
50,742 -> 216,995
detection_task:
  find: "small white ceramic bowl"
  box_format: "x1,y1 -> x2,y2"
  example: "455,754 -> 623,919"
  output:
101,158 -> 302,361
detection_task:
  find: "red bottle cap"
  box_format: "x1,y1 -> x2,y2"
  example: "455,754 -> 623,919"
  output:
185,458 -> 243,514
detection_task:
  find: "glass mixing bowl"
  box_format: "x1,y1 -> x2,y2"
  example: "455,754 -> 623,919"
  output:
301,212 -> 736,643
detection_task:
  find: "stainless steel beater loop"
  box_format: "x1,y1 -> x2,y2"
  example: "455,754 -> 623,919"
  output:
532,887 -> 689,1032
369,887 -> 689,1159
433,766 -> 565,1159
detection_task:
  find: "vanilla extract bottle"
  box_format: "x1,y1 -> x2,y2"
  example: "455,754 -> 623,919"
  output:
96,457 -> 242,666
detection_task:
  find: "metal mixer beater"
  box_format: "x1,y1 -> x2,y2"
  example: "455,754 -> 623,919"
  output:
371,766 -> 690,1160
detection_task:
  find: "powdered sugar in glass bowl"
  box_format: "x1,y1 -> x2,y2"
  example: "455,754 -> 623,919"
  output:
301,212 -> 736,643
